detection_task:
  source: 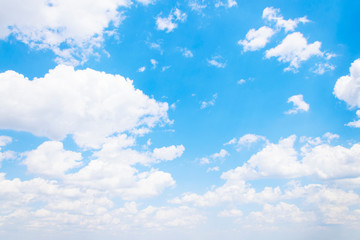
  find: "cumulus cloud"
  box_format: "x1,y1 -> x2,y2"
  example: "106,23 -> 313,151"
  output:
156,8 -> 187,33
262,7 -> 309,32
0,0 -> 131,65
0,65 -> 170,148
152,145 -> 185,161
172,133 -> 360,226
286,94 -> 310,114
333,59 -> 360,127
222,135 -> 360,181
265,32 -> 323,71
238,26 -> 275,52
334,58 -> 360,109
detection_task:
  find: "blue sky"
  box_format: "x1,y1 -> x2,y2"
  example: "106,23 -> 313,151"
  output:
0,0 -> 360,239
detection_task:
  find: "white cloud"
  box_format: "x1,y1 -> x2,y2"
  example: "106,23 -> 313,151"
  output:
156,8 -> 187,33
238,26 -> 275,52
211,149 -> 229,159
263,7 -> 309,32
347,110 -> 360,128
225,134 -> 267,151
207,166 -> 220,172
222,135 -> 360,181
215,0 -> 237,8
323,132 -> 340,142
152,145 -> 185,161
181,48 -> 194,58
0,0 -> 131,65
23,141 -> 82,178
218,209 -> 243,217
0,65 -> 170,148
0,136 -> 15,165
0,136 -> 12,148
246,202 -> 314,228
200,149 -> 229,165
200,93 -> 218,109
138,66 -> 146,72
286,94 -> 310,114
312,63 -> 335,75
207,56 -> 226,68
265,32 -> 323,71
334,58 -> 360,109
237,79 -> 246,84
150,59 -> 158,69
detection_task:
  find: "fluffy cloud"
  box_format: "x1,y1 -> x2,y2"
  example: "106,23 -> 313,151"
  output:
0,0 -> 131,65
156,8 -> 187,33
334,58 -> 360,109
0,136 -> 15,165
265,32 -> 323,71
0,65 -> 170,148
0,172 -> 203,231
222,135 -> 360,181
262,7 -> 309,32
286,94 -> 310,114
23,141 -> 82,178
152,145 -> 185,161
238,26 -> 275,52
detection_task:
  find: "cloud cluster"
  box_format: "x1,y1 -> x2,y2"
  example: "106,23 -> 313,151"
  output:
0,0 -> 136,65
238,7 -> 330,72
172,134 -> 360,227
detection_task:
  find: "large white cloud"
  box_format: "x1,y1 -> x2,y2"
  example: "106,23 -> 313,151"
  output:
265,32 -> 323,71
334,58 -> 360,109
0,65 -> 170,148
0,0 -> 135,65
334,59 -> 360,127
